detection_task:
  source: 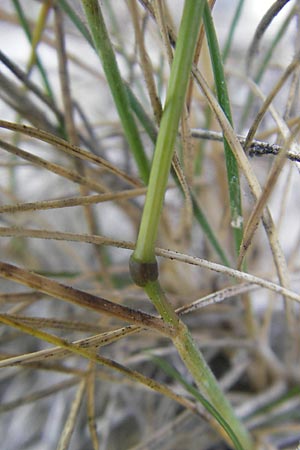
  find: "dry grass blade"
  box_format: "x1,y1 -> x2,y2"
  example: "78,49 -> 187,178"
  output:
0,377 -> 80,414
0,138 -> 107,193
0,261 -> 173,335
247,0 -> 292,71
0,325 -> 140,368
0,313 -> 198,416
0,120 -> 141,187
192,64 -> 291,310
0,226 -> 134,250
2,314 -> 103,333
177,282 -> 259,315
156,248 -> 300,304
237,130 -> 297,268
56,377 -> 87,450
86,365 -> 100,450
244,57 -> 300,150
128,0 -> 162,123
0,187 -> 147,214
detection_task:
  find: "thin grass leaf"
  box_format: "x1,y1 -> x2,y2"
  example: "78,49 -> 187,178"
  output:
150,354 -> 245,450
0,50 -> 63,124
203,2 -> 243,255
81,0 -> 150,184
86,366 -> 100,450
222,0 -> 245,62
12,0 -> 54,100
27,0 -> 52,73
57,0 -> 93,46
0,120 -> 141,187
56,378 -> 86,450
0,377 -> 79,414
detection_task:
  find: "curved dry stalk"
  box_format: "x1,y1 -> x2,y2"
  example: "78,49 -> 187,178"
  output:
0,138 -> 107,193
0,281 -> 260,371
247,0 -> 293,71
0,187 -> 147,214
128,0 -> 162,123
0,120 -> 141,187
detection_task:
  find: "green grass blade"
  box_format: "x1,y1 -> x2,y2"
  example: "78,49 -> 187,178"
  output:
204,2 -> 243,256
150,354 -> 245,450
57,0 -> 93,46
12,0 -> 54,101
190,193 -> 231,265
222,0 -> 245,62
80,0 -> 150,184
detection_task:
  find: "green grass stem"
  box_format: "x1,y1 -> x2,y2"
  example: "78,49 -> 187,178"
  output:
127,88 -> 231,265
143,279 -> 253,448
81,0 -> 150,184
132,0 -> 206,264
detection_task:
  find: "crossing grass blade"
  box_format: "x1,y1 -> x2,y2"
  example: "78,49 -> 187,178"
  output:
203,2 -> 243,256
